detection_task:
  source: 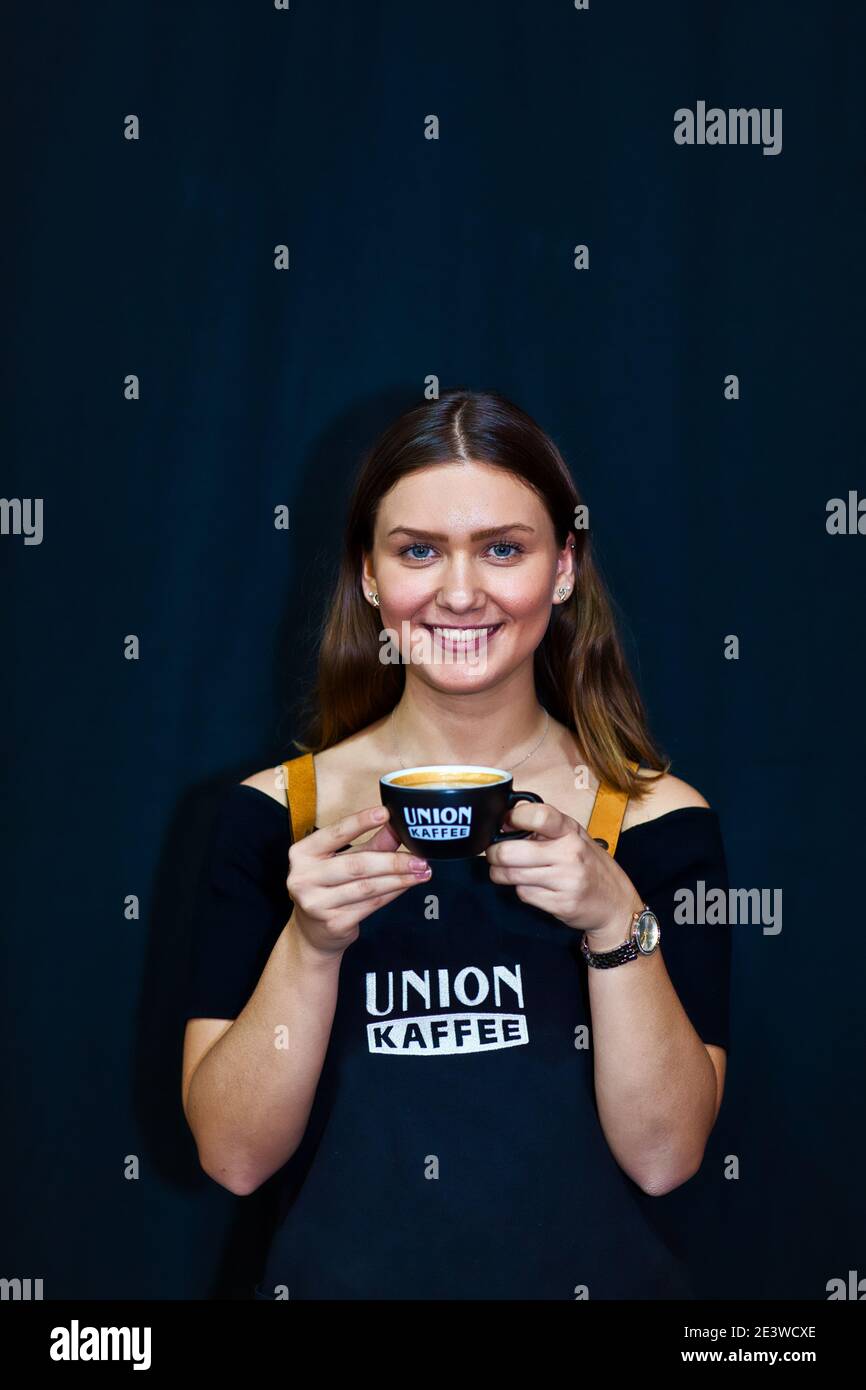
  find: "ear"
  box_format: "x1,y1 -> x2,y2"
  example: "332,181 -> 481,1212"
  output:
554,532 -> 576,591
360,552 -> 376,600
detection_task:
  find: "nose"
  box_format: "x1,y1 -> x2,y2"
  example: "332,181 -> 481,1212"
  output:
435,554 -> 486,614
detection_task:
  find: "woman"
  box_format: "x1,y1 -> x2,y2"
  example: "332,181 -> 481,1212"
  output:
182,388 -> 731,1300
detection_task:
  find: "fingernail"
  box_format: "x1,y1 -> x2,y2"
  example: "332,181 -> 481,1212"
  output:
373,807 -> 388,820
409,857 -> 429,871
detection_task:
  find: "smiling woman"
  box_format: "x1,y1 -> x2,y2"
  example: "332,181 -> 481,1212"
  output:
182,388 -> 732,1301
303,390 -> 667,798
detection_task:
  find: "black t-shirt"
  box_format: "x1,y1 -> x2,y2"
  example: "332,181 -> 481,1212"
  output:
185,783 -> 731,1300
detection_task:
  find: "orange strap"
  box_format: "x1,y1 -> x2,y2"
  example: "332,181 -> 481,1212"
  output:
586,759 -> 639,857
282,753 -> 317,842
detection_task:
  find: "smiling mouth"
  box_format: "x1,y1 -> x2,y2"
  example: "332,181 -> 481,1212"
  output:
421,623 -> 503,642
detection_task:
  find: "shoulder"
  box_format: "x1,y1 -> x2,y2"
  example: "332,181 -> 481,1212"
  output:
240,736 -> 372,825
240,765 -> 288,807
241,734 -> 366,802
621,768 -> 711,831
199,776 -> 291,881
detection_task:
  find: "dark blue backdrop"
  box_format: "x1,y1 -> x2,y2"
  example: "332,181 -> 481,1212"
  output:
3,0 -> 864,1300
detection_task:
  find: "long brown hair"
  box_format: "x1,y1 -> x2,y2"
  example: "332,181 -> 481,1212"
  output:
292,388 -> 670,799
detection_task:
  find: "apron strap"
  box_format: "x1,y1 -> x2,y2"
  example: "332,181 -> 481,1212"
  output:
282,752 -> 317,842
586,759 -> 640,857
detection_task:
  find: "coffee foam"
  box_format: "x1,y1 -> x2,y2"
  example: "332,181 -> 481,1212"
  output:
388,767 -> 507,790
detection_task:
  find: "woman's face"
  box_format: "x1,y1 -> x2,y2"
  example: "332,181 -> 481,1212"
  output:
363,460 -> 574,691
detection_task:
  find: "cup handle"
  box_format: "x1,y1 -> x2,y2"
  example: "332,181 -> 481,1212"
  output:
490,791 -> 544,843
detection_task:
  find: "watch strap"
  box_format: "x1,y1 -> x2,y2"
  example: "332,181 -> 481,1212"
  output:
581,908 -> 642,968
581,936 -> 641,967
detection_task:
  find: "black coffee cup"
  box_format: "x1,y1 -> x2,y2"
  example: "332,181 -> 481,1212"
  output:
380,764 -> 544,860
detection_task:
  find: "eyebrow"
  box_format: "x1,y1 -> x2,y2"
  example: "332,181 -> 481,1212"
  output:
386,523 -> 536,542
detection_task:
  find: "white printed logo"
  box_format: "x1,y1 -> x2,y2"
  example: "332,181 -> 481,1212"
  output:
366,963 -> 528,1055
405,804 -> 472,842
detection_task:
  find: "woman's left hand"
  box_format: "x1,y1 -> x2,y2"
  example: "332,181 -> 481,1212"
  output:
485,800 -> 643,945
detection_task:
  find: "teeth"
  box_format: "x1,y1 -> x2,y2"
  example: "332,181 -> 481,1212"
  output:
430,626 -> 496,640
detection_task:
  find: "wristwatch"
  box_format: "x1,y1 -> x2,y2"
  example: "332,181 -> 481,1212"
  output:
581,904 -> 661,968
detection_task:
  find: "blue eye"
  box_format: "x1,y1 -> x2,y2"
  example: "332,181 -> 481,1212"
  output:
398,540 -> 525,562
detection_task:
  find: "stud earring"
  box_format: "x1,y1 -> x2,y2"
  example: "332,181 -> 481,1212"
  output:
556,586 -> 571,601
368,590 -> 380,607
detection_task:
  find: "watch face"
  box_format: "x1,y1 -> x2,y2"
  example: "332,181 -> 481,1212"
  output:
635,909 -> 660,953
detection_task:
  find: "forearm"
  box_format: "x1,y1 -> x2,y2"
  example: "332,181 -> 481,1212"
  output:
587,907 -> 718,1195
186,913 -> 344,1194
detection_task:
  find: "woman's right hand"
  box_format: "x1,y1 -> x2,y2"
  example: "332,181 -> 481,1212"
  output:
286,806 -> 432,957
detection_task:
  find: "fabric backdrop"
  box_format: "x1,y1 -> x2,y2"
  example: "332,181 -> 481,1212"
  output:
3,0 -> 864,1299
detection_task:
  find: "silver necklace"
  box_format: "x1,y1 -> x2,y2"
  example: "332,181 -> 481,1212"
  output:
390,706 -> 550,772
